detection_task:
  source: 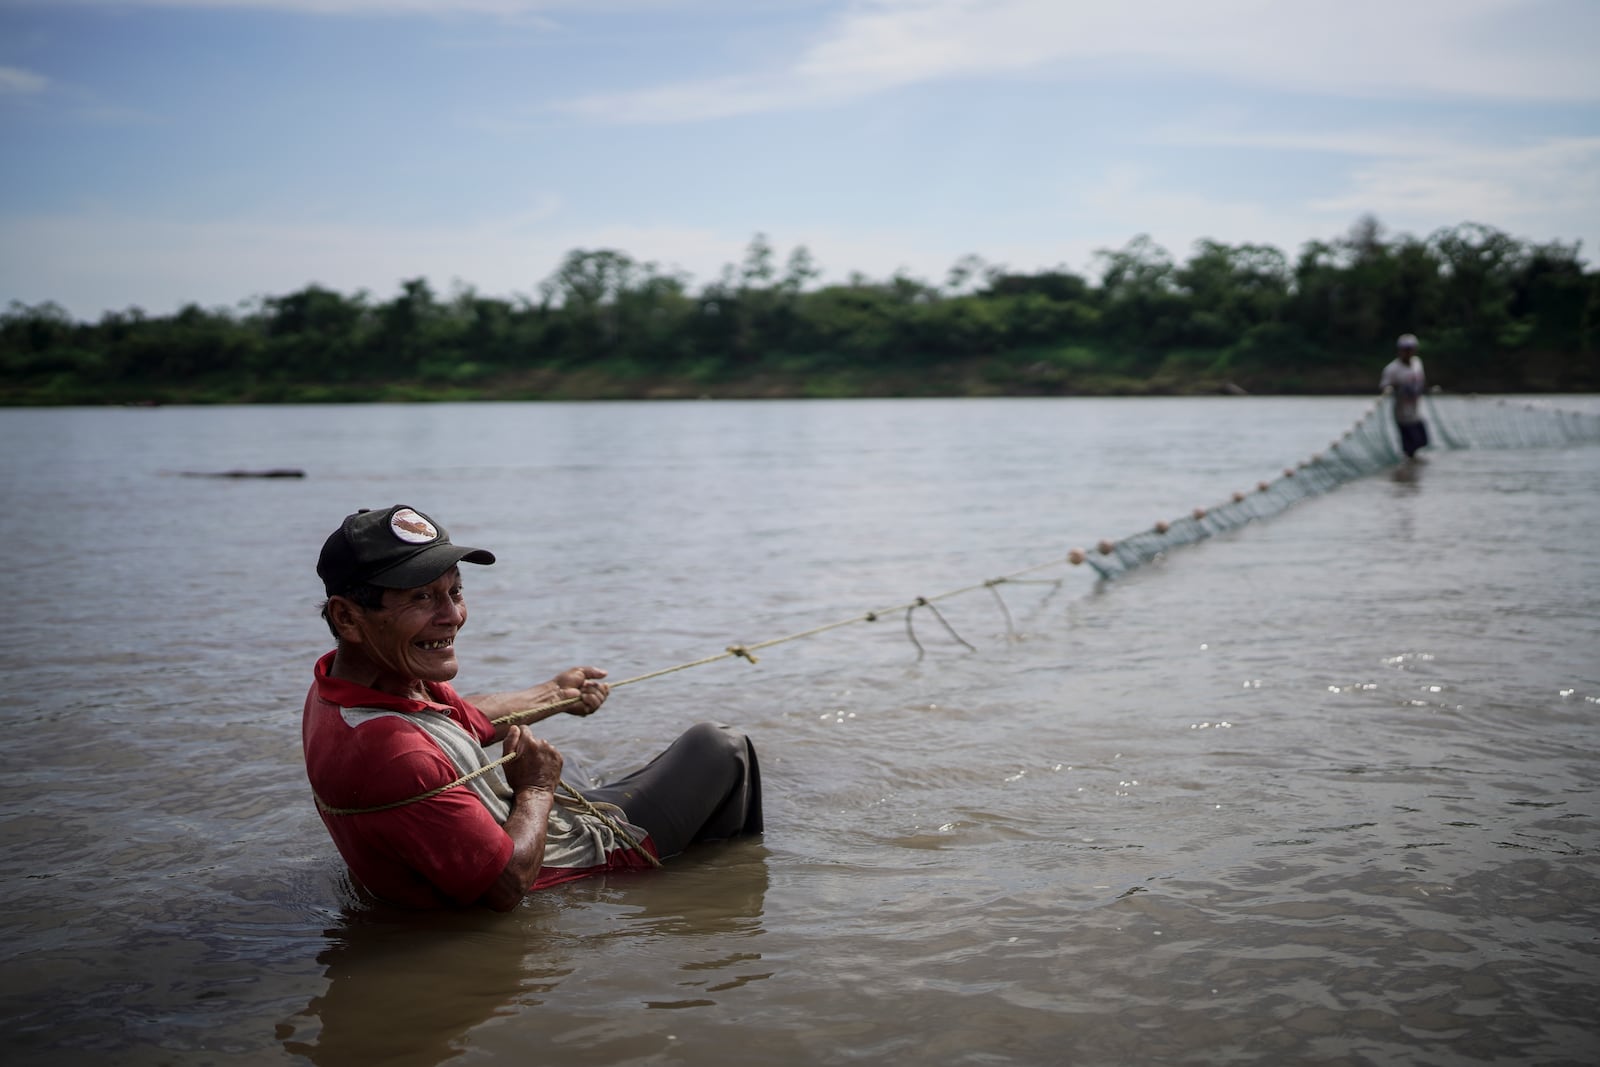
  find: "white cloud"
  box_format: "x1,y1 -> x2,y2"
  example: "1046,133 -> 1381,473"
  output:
0,66 -> 49,94
1074,164 -> 1323,261
7,158 -> 1595,322
6,1 -> 1595,314
1141,115 -> 1600,244
22,0 -> 684,14
1311,136 -> 1600,241
557,74 -> 841,125
0,198 -> 1053,319
557,0 -> 1600,124
0,202 -> 748,318
1064,133 -> 1600,271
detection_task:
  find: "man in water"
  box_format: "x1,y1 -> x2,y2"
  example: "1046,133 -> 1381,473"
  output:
303,504 -> 762,910
1380,333 -> 1428,459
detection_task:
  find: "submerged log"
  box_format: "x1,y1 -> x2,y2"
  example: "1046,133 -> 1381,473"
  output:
172,468 -> 306,479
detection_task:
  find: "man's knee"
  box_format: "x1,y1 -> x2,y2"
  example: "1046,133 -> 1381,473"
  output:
681,721 -> 747,759
679,722 -> 762,839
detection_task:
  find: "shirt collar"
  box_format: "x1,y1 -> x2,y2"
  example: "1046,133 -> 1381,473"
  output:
312,649 -> 453,714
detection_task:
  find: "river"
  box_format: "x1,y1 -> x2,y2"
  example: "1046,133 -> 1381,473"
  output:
1,396 -> 1597,1065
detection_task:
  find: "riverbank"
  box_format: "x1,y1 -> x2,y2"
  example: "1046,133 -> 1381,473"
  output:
4,347 -> 1590,406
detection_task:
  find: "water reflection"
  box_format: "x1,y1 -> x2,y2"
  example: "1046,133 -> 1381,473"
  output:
281,844 -> 769,1066
1382,457 -> 1426,547
1388,456 -> 1426,487
279,907 -> 535,1067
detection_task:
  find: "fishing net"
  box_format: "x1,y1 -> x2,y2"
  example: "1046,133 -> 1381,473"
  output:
1075,394 -> 1600,581
487,393 -> 1599,675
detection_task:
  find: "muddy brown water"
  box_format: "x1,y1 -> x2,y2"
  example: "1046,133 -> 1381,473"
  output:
2,397 -> 1596,1065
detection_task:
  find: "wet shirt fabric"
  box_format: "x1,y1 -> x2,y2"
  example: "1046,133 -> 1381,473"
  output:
1380,357 -> 1426,425
302,652 -> 655,909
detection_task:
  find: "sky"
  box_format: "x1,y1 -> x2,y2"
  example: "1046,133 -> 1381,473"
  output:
1,0 -> 1597,320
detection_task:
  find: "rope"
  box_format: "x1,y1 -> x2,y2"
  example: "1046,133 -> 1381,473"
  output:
317,563 -> 1067,821
315,764 -> 662,867
316,393 -> 1600,846
551,783 -> 662,868
486,559 -> 1070,727
314,753 -> 516,816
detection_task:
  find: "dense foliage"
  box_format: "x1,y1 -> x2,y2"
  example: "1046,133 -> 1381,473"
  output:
3,217 -> 1596,404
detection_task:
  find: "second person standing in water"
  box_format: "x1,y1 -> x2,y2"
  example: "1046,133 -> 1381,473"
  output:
1380,333 -> 1428,459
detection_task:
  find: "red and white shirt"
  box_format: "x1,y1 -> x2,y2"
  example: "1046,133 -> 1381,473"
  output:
303,651 -> 653,908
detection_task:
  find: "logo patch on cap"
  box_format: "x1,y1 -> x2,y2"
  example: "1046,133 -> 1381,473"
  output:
389,507 -> 439,544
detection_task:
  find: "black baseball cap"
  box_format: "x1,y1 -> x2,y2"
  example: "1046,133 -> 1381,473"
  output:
317,505 -> 495,596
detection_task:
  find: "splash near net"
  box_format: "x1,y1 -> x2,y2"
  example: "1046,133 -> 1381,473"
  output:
1075,394 -> 1600,581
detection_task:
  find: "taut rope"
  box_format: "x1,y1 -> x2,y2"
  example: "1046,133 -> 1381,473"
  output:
315,394 -> 1600,861
312,558 -> 1070,837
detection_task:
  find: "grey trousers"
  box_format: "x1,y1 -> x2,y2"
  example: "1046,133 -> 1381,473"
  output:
582,722 -> 763,859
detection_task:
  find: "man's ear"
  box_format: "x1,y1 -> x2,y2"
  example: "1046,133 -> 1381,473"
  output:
326,596 -> 368,644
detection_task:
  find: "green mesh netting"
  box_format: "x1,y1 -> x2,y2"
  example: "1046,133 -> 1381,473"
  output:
1075,395 -> 1600,581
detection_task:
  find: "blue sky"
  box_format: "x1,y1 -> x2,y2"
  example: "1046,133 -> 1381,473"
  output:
2,0 -> 1597,320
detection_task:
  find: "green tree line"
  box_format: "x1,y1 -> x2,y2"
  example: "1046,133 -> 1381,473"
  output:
3,216 -> 1597,405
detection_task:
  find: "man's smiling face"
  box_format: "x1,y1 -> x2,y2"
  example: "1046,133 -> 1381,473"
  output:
342,566 -> 468,696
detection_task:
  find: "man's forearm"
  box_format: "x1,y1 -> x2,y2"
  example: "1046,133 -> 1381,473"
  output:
480,786 -> 555,911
